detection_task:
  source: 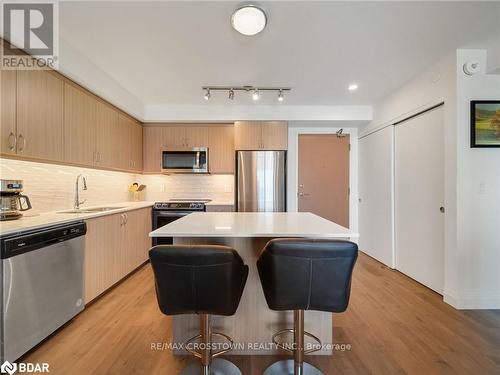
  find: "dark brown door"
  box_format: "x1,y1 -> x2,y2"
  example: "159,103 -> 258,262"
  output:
298,134 -> 350,227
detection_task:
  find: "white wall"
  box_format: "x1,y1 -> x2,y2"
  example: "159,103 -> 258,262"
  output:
450,50 -> 500,308
287,126 -> 359,237
359,48 -> 500,309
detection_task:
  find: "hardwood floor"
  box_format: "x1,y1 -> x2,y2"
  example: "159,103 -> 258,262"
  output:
23,252 -> 500,374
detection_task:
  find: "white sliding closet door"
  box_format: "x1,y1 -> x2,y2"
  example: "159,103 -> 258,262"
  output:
395,105 -> 444,294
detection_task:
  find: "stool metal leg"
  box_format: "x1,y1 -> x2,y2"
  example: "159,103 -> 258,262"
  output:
201,314 -> 211,375
263,310 -> 324,375
179,314 -> 243,375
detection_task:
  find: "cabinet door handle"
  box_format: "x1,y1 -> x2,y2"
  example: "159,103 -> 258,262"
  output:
98,152 -> 102,162
17,134 -> 26,153
8,132 -> 16,151
124,213 -> 128,224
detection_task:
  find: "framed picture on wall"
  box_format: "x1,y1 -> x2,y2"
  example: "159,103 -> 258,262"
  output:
471,100 -> 500,148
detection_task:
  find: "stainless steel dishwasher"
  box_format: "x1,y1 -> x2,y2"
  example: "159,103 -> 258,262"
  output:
1,221 -> 86,362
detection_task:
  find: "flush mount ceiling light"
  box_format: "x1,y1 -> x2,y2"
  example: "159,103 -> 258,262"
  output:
202,86 -> 291,102
231,4 -> 267,36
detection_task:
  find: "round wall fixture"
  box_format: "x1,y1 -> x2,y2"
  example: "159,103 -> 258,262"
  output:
231,4 -> 267,36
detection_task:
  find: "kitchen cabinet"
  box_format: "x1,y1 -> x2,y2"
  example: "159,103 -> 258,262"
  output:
95,100 -> 120,169
63,82 -> 97,166
234,121 -> 288,150
0,69 -> 17,155
143,124 -> 235,174
16,70 -> 64,161
118,114 -> 143,172
84,207 -> 151,303
162,125 -> 209,149
143,126 -> 163,173
208,125 -> 235,174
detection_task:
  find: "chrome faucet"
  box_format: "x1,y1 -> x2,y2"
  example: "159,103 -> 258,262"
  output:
74,174 -> 87,209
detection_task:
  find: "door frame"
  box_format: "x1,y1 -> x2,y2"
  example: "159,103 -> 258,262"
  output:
288,127 -> 359,235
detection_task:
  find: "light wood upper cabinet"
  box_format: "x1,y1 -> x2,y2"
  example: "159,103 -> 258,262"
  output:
63,83 -> 97,165
16,70 -> 64,161
143,124 -> 235,174
234,121 -> 262,150
118,114 -> 143,172
184,126 -> 209,148
162,126 -> 186,149
262,121 -> 288,150
95,100 -> 120,169
234,121 -> 288,150
143,127 -> 163,173
208,125 -> 235,174
0,70 -> 17,155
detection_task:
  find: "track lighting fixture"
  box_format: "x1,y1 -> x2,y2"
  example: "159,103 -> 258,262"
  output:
252,89 -> 260,101
201,86 -> 290,102
204,88 -> 211,100
278,89 -> 284,102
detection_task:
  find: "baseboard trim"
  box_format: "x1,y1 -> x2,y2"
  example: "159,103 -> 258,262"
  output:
444,288 -> 500,309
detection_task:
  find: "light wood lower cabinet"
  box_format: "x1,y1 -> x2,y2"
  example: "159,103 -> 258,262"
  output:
84,207 -> 152,303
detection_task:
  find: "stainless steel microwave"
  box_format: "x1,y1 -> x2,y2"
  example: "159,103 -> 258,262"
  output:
162,147 -> 209,174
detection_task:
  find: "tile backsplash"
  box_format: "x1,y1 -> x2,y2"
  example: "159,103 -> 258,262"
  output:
0,158 -> 234,214
139,174 -> 234,203
0,158 -> 137,214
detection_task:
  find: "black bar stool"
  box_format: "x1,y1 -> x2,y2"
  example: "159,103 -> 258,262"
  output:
149,245 -> 249,375
257,239 -> 358,375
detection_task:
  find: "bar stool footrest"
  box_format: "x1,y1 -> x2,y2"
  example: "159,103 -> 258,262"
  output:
272,329 -> 322,354
185,331 -> 235,359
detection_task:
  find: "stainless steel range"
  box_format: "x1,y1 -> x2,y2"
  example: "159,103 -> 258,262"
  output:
151,200 -> 208,246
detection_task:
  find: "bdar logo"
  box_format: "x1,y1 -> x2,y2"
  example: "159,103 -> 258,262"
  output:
0,361 -> 17,375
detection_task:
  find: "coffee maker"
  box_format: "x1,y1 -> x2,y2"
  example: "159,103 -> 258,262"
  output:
0,179 -> 32,221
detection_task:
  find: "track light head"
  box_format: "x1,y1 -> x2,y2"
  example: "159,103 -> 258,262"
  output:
277,89 -> 284,102
204,88 -> 211,100
229,88 -> 235,100
252,88 -> 260,101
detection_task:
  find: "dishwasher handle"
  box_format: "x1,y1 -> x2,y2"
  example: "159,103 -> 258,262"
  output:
1,222 -> 87,259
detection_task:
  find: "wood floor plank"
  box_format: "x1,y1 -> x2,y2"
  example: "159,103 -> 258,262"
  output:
22,253 -> 500,375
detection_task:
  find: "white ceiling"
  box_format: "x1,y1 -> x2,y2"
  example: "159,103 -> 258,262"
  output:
57,1 -> 500,118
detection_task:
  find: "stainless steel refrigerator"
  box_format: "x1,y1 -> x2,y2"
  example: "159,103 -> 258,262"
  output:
235,151 -> 286,212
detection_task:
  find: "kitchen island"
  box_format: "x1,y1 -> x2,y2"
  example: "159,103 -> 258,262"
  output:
149,212 -> 359,355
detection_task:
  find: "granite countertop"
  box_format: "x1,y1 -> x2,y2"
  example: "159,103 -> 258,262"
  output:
0,201 -> 154,236
149,212 -> 359,238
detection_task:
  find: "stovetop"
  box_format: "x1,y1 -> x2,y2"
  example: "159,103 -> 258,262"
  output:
153,199 -> 210,211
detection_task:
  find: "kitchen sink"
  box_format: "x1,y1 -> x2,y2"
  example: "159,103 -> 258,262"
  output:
57,207 -> 126,214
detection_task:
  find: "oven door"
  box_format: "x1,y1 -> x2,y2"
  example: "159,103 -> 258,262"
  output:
162,148 -> 208,174
152,211 -> 191,246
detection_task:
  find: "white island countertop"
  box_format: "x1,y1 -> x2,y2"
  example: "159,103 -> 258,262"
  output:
150,212 -> 359,238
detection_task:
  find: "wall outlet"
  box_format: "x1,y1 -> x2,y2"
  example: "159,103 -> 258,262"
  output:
160,183 -> 165,192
